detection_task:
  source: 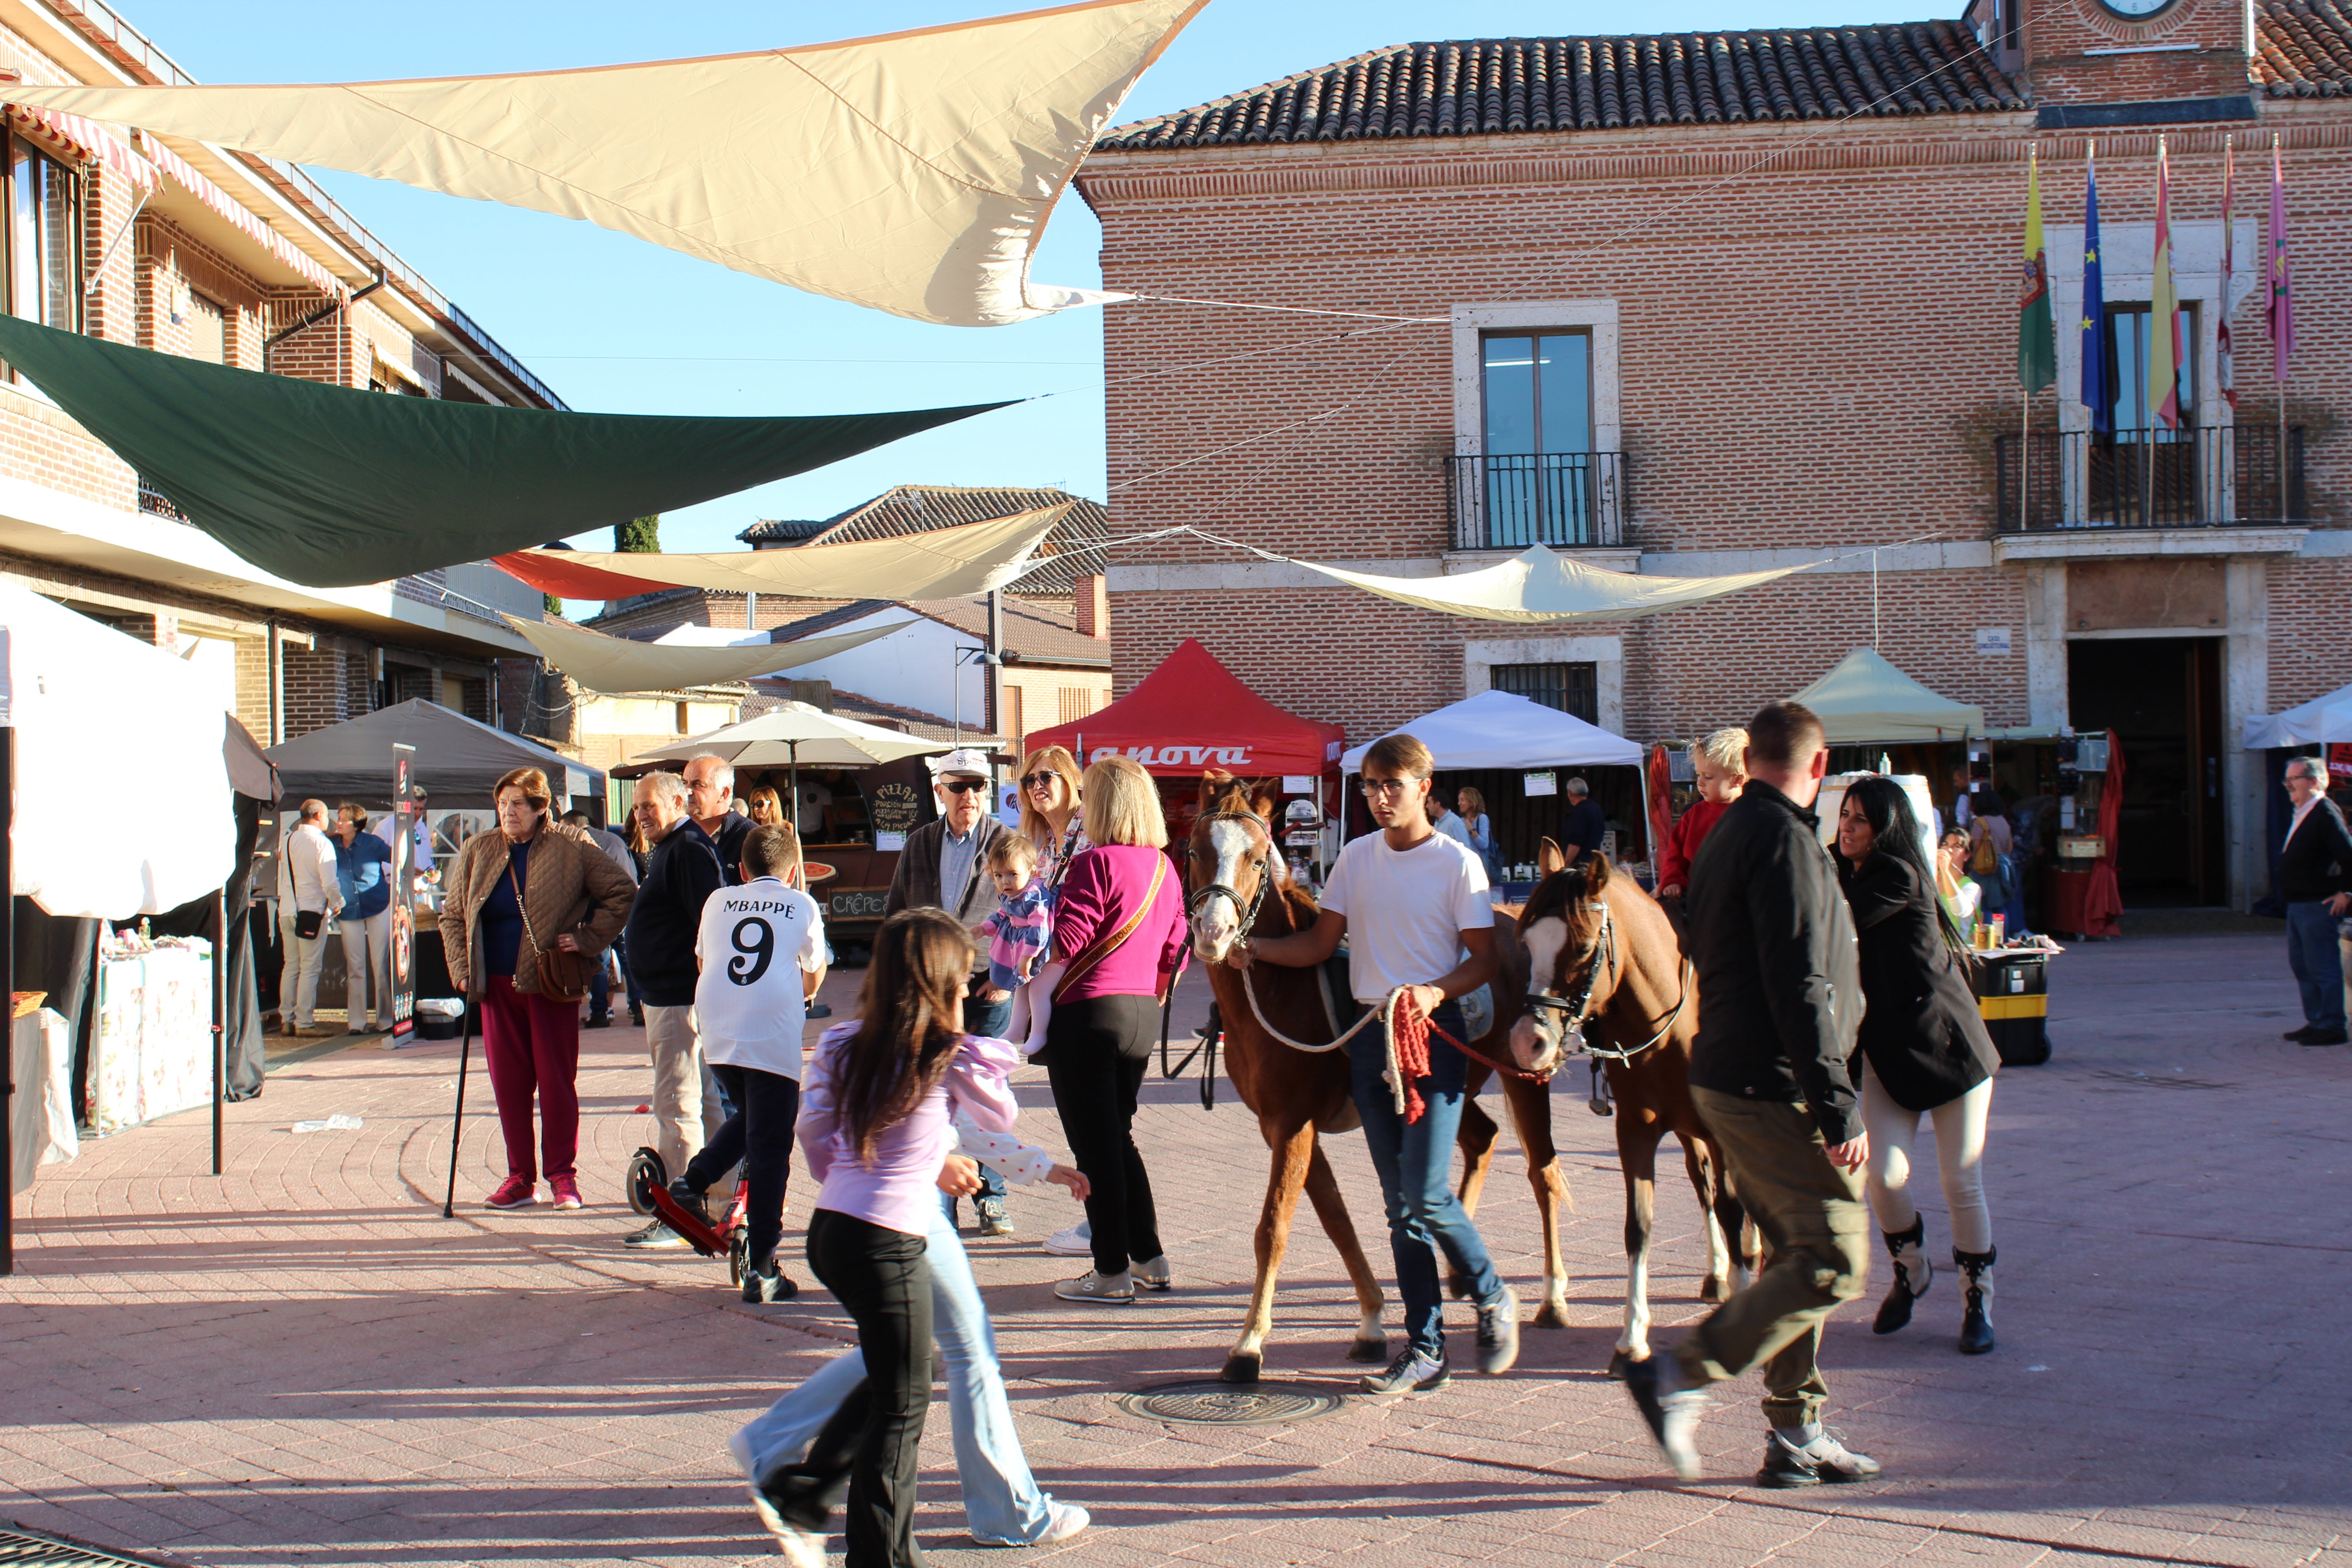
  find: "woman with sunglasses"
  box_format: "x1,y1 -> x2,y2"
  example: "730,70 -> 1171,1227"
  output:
1014,745 -> 1097,1257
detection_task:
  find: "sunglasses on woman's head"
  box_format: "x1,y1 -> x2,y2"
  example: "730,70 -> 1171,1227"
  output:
941,779 -> 988,795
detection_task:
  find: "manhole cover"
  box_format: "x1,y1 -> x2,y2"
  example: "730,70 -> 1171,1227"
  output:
0,1525 -> 162,1567
1116,1380 -> 1348,1426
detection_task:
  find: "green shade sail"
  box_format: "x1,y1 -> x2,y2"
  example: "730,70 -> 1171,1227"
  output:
0,314 -> 1008,588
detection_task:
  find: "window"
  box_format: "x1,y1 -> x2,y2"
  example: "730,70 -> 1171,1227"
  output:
3,136 -> 80,377
1482,333 -> 1591,456
1492,662 -> 1598,724
2102,303 -> 2199,436
186,290 -> 226,364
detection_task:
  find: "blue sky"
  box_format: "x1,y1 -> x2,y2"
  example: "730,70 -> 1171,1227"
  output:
129,0 -> 1924,565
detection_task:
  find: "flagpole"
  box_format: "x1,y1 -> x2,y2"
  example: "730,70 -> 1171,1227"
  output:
2277,133 -> 2288,526
2020,142 -> 2034,532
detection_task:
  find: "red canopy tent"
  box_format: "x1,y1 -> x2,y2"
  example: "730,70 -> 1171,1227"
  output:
1027,638 -> 1345,778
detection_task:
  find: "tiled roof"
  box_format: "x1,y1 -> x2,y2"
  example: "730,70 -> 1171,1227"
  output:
2256,0 -> 2352,95
1096,23 -> 2025,149
741,485 -> 1110,595
904,596 -> 1111,669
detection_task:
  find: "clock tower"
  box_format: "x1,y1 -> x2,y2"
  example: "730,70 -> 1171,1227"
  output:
2016,0 -> 2259,105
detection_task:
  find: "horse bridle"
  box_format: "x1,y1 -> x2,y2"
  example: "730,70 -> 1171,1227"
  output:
1525,898 -> 1690,1066
1186,810 -> 1273,942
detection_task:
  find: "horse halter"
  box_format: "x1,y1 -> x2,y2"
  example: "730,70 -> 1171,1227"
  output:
1187,810 -> 1272,942
1525,898 -> 1689,1067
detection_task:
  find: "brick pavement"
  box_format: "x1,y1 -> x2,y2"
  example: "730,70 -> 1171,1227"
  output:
3,932 -> 2347,1568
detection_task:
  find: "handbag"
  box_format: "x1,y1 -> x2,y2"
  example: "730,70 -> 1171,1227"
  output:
294,909 -> 323,941
510,856 -> 594,1003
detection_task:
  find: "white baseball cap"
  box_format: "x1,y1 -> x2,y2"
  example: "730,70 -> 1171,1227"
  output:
928,747 -> 992,781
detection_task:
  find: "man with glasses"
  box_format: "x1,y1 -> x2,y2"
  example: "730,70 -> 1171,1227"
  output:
2278,755 -> 2352,1047
1230,733 -> 1517,1394
885,747 -> 1018,1233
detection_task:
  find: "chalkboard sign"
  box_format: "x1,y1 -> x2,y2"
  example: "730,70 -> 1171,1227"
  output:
870,781 -> 922,836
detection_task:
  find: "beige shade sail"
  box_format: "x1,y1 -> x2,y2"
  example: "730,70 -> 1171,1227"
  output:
501,504 -> 1067,602
632,702 -> 949,769
1294,544 -> 1804,625
503,613 -> 916,696
1792,647 -> 1985,744
4,0 -> 1204,327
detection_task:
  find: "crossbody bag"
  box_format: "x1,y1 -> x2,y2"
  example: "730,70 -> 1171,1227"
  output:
510,855 -> 595,1003
1052,854 -> 1169,1006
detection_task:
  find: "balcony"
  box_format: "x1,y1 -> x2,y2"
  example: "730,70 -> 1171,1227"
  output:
136,476 -> 187,522
1992,425 -> 2307,533
1444,452 -> 1628,552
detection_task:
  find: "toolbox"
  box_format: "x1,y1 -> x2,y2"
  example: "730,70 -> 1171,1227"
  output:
1973,951 -> 2050,1066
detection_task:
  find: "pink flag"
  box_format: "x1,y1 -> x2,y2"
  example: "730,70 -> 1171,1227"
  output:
2220,141 -> 2236,410
2270,138 -> 2295,377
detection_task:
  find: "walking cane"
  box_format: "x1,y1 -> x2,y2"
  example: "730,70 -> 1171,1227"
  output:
441,999 -> 477,1219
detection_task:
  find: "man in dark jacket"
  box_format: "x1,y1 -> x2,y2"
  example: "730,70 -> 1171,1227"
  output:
685,754 -> 752,887
883,747 -> 1014,1232
1624,701 -> 1879,1490
2279,755 -> 2352,1045
620,770 -> 725,1248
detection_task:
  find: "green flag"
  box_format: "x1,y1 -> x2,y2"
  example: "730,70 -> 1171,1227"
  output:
2018,146 -> 2058,394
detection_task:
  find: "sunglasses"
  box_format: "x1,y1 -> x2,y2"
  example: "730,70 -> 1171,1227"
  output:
941,779 -> 988,795
1020,772 -> 1063,790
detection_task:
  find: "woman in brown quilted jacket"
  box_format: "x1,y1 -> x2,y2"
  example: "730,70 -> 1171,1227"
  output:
439,766 -> 635,1211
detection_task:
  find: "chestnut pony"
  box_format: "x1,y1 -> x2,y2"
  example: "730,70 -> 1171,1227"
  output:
1507,848 -> 1759,1374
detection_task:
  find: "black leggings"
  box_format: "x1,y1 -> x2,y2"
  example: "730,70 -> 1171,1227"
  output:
1044,992 -> 1164,1277
681,1063 -> 799,1273
771,1209 -> 933,1567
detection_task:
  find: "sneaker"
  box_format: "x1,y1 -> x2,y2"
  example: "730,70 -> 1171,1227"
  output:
584,1013 -> 612,1030
549,1176 -> 583,1210
2284,1025 -> 2320,1041
1043,1220 -> 1094,1256
1133,1254 -> 1173,1292
1475,1284 -> 1521,1374
2300,1028 -> 2349,1047
742,1267 -> 800,1304
628,1004 -> 645,1027
1055,1269 -> 1135,1303
666,1176 -> 712,1228
622,1220 -> 691,1249
485,1175 -> 537,1210
749,1482 -> 826,1568
1757,1426 -> 1882,1488
975,1193 -> 1014,1237
1622,1353 -> 1708,1481
1359,1347 -> 1450,1396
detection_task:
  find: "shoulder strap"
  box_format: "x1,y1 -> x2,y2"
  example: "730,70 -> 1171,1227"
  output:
1054,853 -> 1169,1004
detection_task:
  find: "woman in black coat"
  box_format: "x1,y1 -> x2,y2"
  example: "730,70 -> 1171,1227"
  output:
1834,776 -> 2004,1356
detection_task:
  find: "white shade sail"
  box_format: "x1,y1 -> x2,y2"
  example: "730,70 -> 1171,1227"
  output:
4,0 -> 1204,327
633,702 -> 949,770
504,614 -> 916,696
2244,681 -> 2352,748
3,584 -> 235,918
1298,545 -> 1802,625
1341,690 -> 1643,774
1792,647 -> 1985,745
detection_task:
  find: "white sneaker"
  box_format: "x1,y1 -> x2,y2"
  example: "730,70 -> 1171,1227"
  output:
1042,1220 -> 1093,1256
1055,1268 -> 1134,1303
748,1486 -> 824,1568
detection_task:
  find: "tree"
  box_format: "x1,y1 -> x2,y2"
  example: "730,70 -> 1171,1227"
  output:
544,591 -> 564,618
616,515 -> 661,553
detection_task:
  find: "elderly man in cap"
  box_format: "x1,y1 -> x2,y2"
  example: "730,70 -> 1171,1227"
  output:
885,745 -> 1018,1235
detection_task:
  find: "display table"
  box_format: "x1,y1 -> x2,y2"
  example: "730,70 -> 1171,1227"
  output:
89,943 -> 214,1131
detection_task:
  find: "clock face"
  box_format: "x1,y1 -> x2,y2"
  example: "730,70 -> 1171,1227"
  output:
2097,0 -> 2175,16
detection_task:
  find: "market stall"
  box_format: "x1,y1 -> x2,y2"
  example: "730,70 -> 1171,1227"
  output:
1025,638 -> 1346,877
1341,689 -> 1645,893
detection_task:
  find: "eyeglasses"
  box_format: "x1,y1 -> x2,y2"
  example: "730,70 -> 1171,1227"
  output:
941,779 -> 988,795
1360,778 -> 1418,798
1019,772 -> 1062,790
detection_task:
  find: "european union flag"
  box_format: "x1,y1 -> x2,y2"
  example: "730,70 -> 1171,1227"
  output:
2081,157 -> 2110,436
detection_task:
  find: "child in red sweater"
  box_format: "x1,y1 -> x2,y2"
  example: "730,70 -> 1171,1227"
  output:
1656,726 -> 1749,902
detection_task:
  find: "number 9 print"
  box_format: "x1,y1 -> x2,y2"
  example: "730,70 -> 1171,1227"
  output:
729,917 -> 775,985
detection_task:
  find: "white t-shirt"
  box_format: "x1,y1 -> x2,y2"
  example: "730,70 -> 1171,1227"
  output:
1318,830 -> 1494,1002
693,876 -> 828,1077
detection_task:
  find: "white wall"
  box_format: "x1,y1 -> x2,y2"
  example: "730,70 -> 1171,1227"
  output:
781,610 -> 990,729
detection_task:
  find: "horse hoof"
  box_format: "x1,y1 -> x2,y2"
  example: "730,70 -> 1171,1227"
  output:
1220,1353 -> 1263,1384
1700,1275 -> 1731,1304
1606,1350 -> 1637,1381
1531,1302 -> 1570,1330
1346,1338 -> 1387,1365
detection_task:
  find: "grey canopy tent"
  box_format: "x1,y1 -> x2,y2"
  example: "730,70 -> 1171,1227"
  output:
264,700 -> 604,810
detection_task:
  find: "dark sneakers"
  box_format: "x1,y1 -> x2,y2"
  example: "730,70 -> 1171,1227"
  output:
1475,1284 -> 1521,1374
2301,1029 -> 2349,1047
1622,1354 -> 1707,1481
1359,1347 -> 1451,1395
975,1194 -> 1014,1236
1757,1427 -> 1882,1488
741,1267 -> 799,1304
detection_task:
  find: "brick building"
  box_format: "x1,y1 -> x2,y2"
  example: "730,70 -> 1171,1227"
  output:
1081,0 -> 2352,909
0,0 -> 558,751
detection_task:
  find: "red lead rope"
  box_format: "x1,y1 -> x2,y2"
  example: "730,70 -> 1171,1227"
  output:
1384,988 -> 1555,1124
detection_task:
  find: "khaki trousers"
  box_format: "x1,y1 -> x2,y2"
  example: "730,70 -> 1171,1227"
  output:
643,1004 -> 724,1182
1674,1086 -> 1872,1430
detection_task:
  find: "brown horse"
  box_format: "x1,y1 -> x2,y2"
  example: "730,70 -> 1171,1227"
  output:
1186,778 -> 1576,1377
1505,851 -> 1759,1375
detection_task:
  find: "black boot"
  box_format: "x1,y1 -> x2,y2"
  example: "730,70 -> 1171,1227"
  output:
1954,1246 -> 1996,1355
1873,1217 -> 1930,1335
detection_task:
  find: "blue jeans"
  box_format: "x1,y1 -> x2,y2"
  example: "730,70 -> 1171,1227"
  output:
735,1197 -> 1060,1545
2286,901 -> 2347,1031
1347,999 -> 1503,1358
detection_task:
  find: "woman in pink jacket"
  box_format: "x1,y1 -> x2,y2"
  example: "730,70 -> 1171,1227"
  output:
1042,755 -> 1191,1305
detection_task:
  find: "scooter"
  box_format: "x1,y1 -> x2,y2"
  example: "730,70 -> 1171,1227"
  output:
626,1144 -> 756,1284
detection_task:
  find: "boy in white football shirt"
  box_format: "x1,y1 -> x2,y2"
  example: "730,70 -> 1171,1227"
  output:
670,824 -> 828,1303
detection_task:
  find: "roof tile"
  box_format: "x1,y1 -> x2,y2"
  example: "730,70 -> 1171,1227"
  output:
2258,0 -> 2352,95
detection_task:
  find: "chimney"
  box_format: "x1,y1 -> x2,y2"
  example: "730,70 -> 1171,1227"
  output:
1074,573 -> 1108,640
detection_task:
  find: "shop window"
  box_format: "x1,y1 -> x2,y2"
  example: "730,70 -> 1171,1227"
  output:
3,135 -> 80,380
1491,661 -> 1597,723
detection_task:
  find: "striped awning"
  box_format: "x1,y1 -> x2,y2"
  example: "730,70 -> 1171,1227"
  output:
133,131 -> 346,298
5,102 -> 155,190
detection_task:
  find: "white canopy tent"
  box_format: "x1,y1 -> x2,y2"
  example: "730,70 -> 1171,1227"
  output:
2243,682 -> 2352,749
3,584 -> 235,918
1791,647 -> 1985,745
1341,690 -> 1644,773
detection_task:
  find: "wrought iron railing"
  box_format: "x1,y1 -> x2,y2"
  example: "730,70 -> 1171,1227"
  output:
1992,425 -> 2308,532
1444,452 -> 1627,550
136,477 -> 186,521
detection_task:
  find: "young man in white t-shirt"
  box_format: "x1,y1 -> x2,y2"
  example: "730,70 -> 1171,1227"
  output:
1229,732 -> 1518,1394
671,823 -> 828,1304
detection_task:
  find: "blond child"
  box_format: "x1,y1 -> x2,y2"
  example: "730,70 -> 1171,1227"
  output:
980,835 -> 1058,1053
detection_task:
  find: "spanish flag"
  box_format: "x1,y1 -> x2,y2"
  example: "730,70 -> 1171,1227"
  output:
2018,145 -> 2057,393
2149,137 -> 2185,429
